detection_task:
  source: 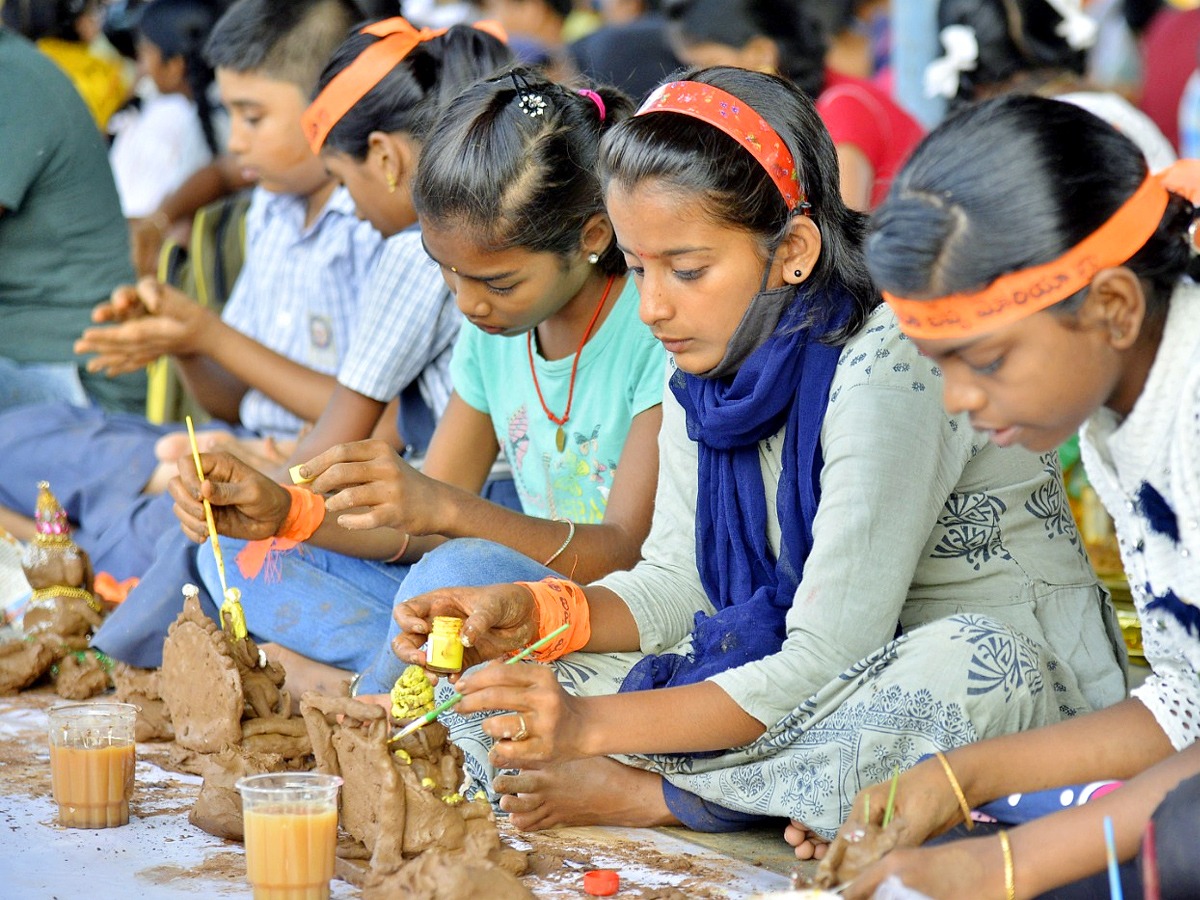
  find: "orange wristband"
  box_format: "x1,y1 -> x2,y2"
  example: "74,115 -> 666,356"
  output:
514,578 -> 592,662
276,485 -> 326,542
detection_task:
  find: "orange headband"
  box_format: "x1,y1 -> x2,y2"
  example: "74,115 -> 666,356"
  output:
301,17 -> 507,154
884,158 -> 1200,339
636,80 -> 806,211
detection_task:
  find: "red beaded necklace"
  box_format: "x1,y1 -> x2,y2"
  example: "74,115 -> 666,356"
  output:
527,273 -> 617,452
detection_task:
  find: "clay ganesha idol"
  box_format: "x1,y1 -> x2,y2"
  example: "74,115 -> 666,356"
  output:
0,482 -> 111,697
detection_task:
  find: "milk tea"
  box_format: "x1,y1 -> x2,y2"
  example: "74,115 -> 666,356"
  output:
243,807 -> 338,900
50,743 -> 136,828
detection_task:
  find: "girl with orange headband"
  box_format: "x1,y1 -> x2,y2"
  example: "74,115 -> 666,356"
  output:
817,95 -> 1200,899
172,65 -> 666,696
382,68 -> 1124,846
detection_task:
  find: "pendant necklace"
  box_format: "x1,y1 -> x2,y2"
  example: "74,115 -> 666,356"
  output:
528,274 -> 617,452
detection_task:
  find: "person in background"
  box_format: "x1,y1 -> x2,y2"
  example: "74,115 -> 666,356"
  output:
663,0 -> 924,211
926,0 -> 1176,171
0,23 -> 145,417
481,0 -> 571,74
568,0 -> 681,102
1136,3 -> 1200,152
109,0 -> 223,219
1,0 -> 131,129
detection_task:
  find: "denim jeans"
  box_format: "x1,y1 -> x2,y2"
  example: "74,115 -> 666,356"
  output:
357,538 -> 555,694
195,537 -> 411,673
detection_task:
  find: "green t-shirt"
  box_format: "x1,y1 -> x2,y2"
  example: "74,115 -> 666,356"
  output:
0,30 -> 144,412
451,276 -> 665,523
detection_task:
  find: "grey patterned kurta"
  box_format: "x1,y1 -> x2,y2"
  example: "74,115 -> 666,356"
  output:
441,305 -> 1128,837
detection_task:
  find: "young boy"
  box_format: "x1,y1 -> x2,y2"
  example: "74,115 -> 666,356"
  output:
0,0 -> 397,585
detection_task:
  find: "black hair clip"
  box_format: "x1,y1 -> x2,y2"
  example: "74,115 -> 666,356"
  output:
509,71 -> 548,118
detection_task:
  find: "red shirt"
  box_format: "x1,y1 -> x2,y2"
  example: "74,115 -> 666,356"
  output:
816,70 -> 925,208
1138,9 -> 1200,151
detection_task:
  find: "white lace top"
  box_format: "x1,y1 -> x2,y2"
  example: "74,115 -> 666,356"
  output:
1080,281 -> 1200,750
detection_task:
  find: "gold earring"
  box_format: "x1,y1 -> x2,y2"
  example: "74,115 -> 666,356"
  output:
386,170 -> 397,194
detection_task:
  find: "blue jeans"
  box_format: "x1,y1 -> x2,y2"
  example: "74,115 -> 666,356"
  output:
0,359 -> 88,410
195,537 -> 411,673
357,538 -> 555,694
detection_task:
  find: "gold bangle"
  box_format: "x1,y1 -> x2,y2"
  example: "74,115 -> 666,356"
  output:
999,829 -> 1016,900
543,518 -> 576,566
934,750 -> 974,830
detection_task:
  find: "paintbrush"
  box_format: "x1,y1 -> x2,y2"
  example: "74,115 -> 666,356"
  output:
882,765 -> 900,828
387,623 -> 569,745
185,416 -> 246,640
1104,815 -> 1124,900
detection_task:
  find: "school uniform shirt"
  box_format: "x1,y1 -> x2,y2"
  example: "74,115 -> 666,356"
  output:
221,185 -> 381,437
337,226 -> 458,420
816,70 -> 925,209
599,304 -> 1126,729
109,93 -> 217,218
1080,281 -> 1200,752
449,276 -> 666,524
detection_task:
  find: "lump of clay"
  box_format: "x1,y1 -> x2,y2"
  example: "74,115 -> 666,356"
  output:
0,637 -> 58,695
300,691 -> 526,877
159,586 -> 312,839
111,663 -> 173,742
160,585 -> 302,755
363,850 -> 535,900
52,650 -> 114,700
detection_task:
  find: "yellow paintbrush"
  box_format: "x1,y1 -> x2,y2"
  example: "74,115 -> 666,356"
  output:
185,415 -> 247,640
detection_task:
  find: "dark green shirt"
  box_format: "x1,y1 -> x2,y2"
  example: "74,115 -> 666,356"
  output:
0,29 -> 145,412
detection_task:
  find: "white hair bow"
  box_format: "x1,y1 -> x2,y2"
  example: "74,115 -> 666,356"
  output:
924,25 -> 979,99
1044,0 -> 1099,50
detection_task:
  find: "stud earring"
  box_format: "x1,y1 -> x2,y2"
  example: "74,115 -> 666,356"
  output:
794,269 -> 803,278
588,252 -> 600,264
386,170 -> 397,194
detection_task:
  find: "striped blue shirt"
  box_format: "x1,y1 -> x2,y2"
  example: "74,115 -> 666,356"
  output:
338,226 -> 458,417
221,186 -> 382,437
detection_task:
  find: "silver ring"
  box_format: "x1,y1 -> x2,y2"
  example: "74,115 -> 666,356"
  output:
511,713 -> 529,742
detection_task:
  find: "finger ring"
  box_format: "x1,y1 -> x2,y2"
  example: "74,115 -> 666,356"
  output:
846,827 -> 867,843
511,713 -> 529,742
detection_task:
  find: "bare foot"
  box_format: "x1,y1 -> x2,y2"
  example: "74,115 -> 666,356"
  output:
784,818 -> 829,860
493,757 -> 680,831
260,643 -> 352,709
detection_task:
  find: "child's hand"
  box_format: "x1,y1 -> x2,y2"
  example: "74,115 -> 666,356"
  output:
391,583 -> 539,673
455,660 -> 591,769
169,450 -> 292,543
76,279 -> 212,375
296,439 -> 444,534
818,756 -> 964,887
840,838 -> 1006,900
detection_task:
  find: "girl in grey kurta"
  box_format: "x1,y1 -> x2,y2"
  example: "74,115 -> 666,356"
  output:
388,67 -> 1126,842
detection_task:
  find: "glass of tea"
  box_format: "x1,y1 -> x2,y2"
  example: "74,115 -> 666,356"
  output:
236,772 -> 343,900
47,701 -> 138,828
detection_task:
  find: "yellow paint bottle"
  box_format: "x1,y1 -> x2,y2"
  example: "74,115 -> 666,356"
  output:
426,616 -> 464,675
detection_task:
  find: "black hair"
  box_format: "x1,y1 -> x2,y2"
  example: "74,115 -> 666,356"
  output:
2,0 -> 94,41
599,65 -> 877,344
662,0 -> 827,99
315,23 -> 513,157
137,0 -> 221,155
936,0 -> 1087,109
203,0 -> 361,94
543,0 -> 573,18
867,94 -> 1197,323
412,66 -> 634,275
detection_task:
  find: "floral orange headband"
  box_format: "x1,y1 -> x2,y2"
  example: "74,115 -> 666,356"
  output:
636,80 -> 806,211
301,17 -> 507,154
884,159 -> 1200,339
